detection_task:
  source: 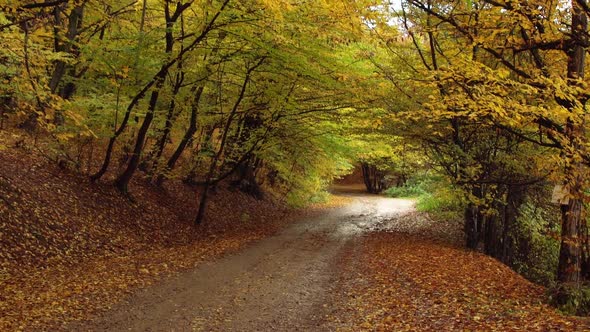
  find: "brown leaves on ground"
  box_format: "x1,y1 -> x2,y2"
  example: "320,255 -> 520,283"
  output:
2,235 -> 258,331
0,144 -> 300,331
330,233 -> 590,331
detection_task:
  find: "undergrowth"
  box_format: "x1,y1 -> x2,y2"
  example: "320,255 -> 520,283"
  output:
385,176 -> 463,220
549,283 -> 590,316
384,176 -> 562,288
511,200 -> 560,287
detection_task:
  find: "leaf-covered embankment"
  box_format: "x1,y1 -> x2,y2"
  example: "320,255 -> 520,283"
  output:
0,143 -> 304,331
330,220 -> 590,331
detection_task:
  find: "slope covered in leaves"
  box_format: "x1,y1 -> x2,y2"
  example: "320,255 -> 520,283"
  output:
330,229 -> 590,331
0,137 -> 303,331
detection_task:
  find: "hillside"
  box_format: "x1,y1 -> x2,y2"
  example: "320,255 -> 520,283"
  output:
0,141 -> 297,331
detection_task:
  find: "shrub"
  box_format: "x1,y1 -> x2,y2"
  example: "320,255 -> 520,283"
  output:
308,190 -> 331,204
384,184 -> 425,198
416,185 -> 464,221
549,284 -> 590,316
385,175 -> 464,219
510,200 -> 560,286
384,173 -> 438,198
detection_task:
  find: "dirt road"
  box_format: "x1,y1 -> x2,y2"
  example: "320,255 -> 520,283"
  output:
67,192 -> 415,331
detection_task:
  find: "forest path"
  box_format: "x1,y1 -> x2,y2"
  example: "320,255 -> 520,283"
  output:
66,190 -> 415,331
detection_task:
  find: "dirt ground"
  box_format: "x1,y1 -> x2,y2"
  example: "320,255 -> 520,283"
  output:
66,192 -> 414,331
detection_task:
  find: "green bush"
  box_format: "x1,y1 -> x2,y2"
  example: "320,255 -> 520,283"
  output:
384,184 -> 425,198
384,173 -> 439,198
416,187 -> 464,220
549,284 -> 590,316
384,175 -> 464,218
308,190 -> 331,204
510,201 -> 560,286
383,174 -> 464,224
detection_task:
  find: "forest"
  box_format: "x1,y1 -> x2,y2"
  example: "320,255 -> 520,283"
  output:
2,0 -> 590,330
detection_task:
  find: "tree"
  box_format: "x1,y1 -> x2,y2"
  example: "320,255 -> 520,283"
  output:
389,0 -> 590,285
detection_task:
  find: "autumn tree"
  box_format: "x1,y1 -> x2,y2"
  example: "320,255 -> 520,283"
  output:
379,0 -> 590,290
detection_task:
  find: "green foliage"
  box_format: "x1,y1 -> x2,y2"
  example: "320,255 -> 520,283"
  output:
262,124 -> 355,207
416,186 -> 464,219
511,201 -> 560,286
384,171 -> 436,197
307,190 -> 331,205
549,284 -> 590,316
384,172 -> 464,220
384,184 -> 425,198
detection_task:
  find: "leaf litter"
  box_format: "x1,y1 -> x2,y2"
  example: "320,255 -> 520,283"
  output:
327,211 -> 590,331
0,146 -> 312,331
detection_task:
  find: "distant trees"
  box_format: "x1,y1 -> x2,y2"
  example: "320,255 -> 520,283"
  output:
361,162 -> 386,194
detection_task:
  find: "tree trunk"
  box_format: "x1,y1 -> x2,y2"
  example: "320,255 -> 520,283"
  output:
501,185 -> 525,265
232,156 -> 263,199
90,64 -> 169,182
183,126 -> 214,185
465,186 -> 485,249
148,15 -> 188,173
582,214 -> 590,280
557,0 -> 587,284
141,68 -> 184,174
464,203 -> 479,249
558,201 -> 583,283
49,3 -> 84,95
195,58 -> 264,225
114,77 -> 165,193
361,162 -> 384,194
195,183 -> 210,225
484,213 -> 498,258
157,85 -> 204,185
153,72 -> 183,161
